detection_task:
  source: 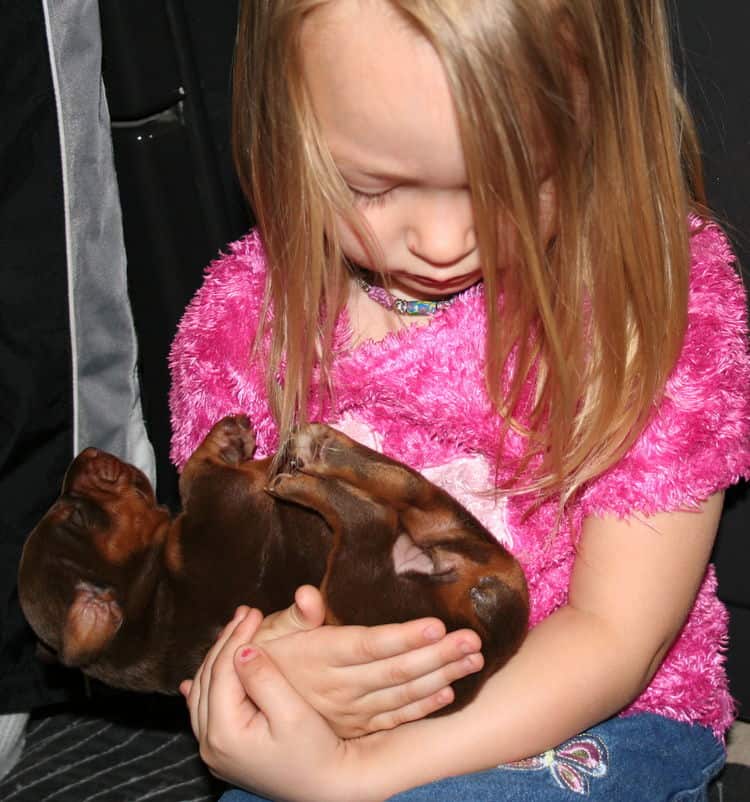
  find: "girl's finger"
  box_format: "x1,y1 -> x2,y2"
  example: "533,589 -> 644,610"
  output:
186,656 -> 203,738
331,618 -> 452,665
383,627 -> 481,678
198,606 -> 251,736
362,650 -> 484,720
257,585 -> 326,642
185,632 -> 214,739
204,609 -> 266,734
366,685 -> 456,732
232,644 -> 319,734
342,626 -> 482,695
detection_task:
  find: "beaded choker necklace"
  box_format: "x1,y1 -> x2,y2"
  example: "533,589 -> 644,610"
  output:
355,275 -> 460,316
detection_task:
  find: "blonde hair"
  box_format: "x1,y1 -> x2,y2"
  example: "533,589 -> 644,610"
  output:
232,0 -> 707,504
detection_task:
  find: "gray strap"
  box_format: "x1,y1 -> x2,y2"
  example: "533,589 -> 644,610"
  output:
42,0 -> 156,483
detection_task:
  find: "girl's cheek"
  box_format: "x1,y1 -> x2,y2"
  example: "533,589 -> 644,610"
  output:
538,178 -> 558,243
340,233 -> 369,270
333,212 -> 386,271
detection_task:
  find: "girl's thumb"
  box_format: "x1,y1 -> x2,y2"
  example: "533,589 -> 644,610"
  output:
233,644 -> 308,722
290,584 -> 326,630
252,584 -> 326,643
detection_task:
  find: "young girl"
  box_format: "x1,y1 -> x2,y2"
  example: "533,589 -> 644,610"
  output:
170,1 -> 750,799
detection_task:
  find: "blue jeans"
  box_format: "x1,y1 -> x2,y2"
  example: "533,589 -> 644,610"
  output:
219,713 -> 725,801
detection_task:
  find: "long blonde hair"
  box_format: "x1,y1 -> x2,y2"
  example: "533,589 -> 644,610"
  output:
232,0 -> 707,503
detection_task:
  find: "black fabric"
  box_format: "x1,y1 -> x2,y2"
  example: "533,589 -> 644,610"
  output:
0,0 -> 81,712
102,0 -> 248,512
0,695 -> 222,801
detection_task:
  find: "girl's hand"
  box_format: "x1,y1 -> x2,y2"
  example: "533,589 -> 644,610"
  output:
253,585 -> 484,738
180,606 -> 358,802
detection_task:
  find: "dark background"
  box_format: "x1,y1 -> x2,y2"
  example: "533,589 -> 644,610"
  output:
673,2 -> 750,720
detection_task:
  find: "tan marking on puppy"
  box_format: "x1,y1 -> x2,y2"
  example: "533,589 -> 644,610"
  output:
164,520 -> 184,574
92,508 -> 170,565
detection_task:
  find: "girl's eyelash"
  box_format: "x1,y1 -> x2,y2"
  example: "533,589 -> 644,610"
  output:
349,186 -> 394,208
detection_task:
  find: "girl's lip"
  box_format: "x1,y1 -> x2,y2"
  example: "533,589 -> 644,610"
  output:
407,269 -> 482,290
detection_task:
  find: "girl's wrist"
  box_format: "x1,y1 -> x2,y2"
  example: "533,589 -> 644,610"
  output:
330,726 -> 429,802
321,734 -> 401,802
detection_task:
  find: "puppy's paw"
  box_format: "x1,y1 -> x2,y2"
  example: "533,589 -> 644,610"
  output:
265,471 -> 347,527
265,471 -> 297,498
266,471 -> 331,504
286,424 -> 343,474
208,415 -> 256,464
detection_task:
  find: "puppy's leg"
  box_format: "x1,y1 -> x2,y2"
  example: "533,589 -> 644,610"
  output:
288,425 -> 521,588
288,425 -> 528,660
267,471 -> 384,530
180,415 -> 257,502
288,424 -> 434,509
267,472 -> 399,624
269,468 -> 526,674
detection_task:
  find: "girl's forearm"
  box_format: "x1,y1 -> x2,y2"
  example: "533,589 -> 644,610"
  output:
347,498 -> 722,801
348,605 -> 656,801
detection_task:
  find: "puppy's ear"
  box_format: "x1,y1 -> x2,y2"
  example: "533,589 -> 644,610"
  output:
61,582 -> 123,667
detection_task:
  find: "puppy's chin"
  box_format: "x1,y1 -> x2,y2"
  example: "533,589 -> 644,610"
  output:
35,640 -> 59,664
19,533 -> 81,661
19,586 -> 67,663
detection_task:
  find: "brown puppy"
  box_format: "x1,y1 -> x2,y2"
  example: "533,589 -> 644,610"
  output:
19,415 -> 528,712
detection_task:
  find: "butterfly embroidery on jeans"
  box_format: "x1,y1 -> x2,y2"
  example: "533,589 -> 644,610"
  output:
501,733 -> 609,795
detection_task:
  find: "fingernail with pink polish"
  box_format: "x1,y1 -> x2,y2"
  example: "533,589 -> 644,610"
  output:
237,646 -> 258,663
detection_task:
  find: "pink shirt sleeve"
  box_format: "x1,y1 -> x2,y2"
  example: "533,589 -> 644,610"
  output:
168,231 -> 278,471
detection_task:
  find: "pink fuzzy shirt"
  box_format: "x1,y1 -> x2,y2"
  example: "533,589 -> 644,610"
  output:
169,221 -> 750,739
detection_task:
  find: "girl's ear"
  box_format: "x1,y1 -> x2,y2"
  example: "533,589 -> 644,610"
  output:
61,581 -> 123,667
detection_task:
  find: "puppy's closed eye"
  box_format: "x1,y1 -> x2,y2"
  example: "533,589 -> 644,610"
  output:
67,505 -> 88,529
63,498 -> 109,531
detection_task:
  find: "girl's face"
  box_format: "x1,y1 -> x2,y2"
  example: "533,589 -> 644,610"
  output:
302,0 -> 481,301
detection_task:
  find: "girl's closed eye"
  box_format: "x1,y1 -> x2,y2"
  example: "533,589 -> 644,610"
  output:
348,185 -> 396,208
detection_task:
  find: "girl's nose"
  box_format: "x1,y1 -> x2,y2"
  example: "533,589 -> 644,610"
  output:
406,191 -> 477,267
